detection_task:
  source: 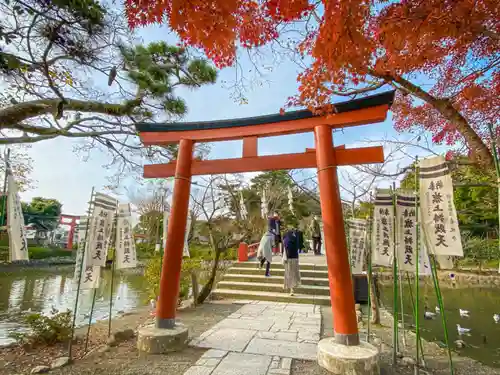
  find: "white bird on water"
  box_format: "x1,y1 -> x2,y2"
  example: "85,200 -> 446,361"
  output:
457,324 -> 471,335
493,314 -> 500,323
435,306 -> 440,313
424,311 -> 436,320
459,309 -> 470,318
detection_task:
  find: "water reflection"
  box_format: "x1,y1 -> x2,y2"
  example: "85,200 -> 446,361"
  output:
0,268 -> 149,345
381,284 -> 500,368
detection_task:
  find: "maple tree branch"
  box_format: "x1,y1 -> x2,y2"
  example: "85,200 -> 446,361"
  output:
330,82 -> 386,97
372,71 -> 494,167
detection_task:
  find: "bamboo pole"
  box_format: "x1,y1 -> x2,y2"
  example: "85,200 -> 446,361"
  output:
414,156 -> 422,374
487,123 -> 500,274
2,149 -> 10,262
404,272 -> 426,368
430,256 -> 454,375
84,288 -> 98,353
366,191 -> 373,343
68,187 -> 94,361
108,207 -> 119,337
1,149 -> 10,228
392,182 -> 399,365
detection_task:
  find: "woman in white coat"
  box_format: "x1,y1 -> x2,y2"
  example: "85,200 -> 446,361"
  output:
257,230 -> 274,277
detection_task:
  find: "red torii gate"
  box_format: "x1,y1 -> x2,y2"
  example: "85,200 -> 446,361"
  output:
59,214 -> 80,250
137,91 -> 394,347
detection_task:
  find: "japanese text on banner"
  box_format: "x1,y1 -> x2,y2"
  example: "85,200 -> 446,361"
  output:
396,191 -> 418,271
86,193 -> 117,267
372,188 -> 394,267
74,216 -> 90,279
419,156 -> 463,257
348,218 -> 367,274
7,174 -> 29,261
115,203 -> 138,269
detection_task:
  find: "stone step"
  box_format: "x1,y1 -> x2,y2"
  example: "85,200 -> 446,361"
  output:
230,267 -> 328,278
217,281 -> 331,296
222,273 -> 330,287
236,261 -> 328,271
211,288 -> 331,306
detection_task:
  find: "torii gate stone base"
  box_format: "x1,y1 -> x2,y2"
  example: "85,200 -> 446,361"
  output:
135,91 -> 395,375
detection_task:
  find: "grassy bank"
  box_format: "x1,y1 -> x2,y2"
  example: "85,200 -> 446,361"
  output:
0,246 -> 74,262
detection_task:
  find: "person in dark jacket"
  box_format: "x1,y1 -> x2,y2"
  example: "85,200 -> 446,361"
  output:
268,211 -> 282,254
282,225 -> 301,295
309,215 -> 322,255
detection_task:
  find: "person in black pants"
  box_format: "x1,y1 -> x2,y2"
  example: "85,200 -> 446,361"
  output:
257,230 -> 274,277
283,226 -> 301,295
310,215 -> 322,255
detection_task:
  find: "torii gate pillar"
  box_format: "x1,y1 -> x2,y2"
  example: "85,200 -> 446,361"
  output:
156,139 -> 193,329
315,125 -> 359,345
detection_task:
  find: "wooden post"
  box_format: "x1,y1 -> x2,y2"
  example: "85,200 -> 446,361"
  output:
156,139 -> 194,329
314,125 -> 359,346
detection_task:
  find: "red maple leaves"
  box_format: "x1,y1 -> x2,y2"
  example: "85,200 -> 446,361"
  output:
125,0 -> 499,158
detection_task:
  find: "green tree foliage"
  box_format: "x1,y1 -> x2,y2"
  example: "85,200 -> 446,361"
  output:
400,157 -> 497,236
0,0 -> 217,183
22,197 -> 62,231
219,171 -> 320,240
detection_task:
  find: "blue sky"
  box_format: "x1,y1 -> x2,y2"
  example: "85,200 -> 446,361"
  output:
18,23 -> 433,216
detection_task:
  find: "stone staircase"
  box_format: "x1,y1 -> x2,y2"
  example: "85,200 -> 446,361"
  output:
212,260 -> 332,305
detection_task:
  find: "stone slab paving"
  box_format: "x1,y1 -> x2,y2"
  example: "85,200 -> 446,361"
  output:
184,301 -> 321,375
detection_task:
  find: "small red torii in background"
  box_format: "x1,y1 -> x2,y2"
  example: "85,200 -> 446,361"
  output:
59,214 -> 80,250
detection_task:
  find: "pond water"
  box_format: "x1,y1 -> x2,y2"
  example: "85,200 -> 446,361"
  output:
0,267 -> 150,346
380,283 -> 500,368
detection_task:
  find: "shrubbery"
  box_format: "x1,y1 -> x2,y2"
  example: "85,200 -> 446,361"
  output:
9,307 -> 72,346
144,254 -> 201,302
144,243 -> 237,304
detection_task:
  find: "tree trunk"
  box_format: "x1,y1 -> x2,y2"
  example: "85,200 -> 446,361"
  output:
196,247 -> 222,304
191,271 -> 199,305
370,274 -> 381,324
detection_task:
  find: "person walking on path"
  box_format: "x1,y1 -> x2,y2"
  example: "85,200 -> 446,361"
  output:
309,215 -> 322,255
268,211 -> 282,255
282,225 -> 301,295
257,230 -> 274,277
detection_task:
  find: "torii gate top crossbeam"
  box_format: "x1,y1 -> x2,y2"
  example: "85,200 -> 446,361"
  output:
136,91 -> 395,145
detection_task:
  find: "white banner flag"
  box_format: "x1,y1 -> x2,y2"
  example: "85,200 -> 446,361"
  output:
239,191 -> 248,221
372,189 -> 394,267
80,265 -> 101,290
183,215 -> 191,258
115,203 -> 138,269
86,192 -> 117,267
419,156 -> 463,257
74,216 -> 89,279
261,190 -> 268,219
162,209 -> 191,258
287,186 -> 294,214
7,174 -> 29,261
162,207 -> 169,251
320,221 -> 325,255
75,217 -> 101,290
396,190 -> 418,272
348,218 -> 367,274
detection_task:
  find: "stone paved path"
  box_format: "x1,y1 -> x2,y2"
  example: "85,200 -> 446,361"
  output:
184,301 -> 321,375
